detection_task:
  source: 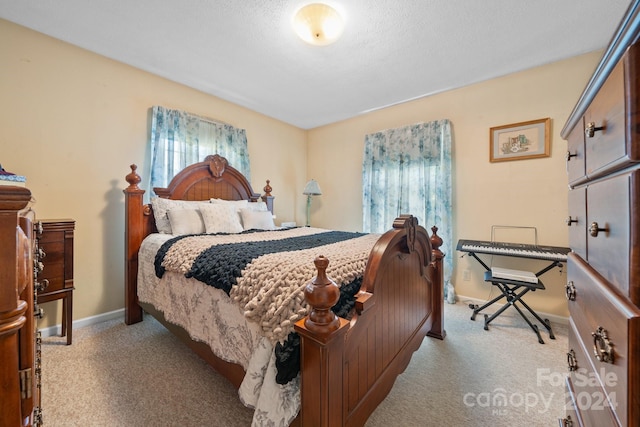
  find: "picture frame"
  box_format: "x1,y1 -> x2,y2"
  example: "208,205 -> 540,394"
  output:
489,118 -> 550,162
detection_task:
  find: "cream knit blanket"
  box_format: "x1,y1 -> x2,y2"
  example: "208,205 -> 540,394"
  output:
231,233 -> 380,343
159,228 -> 380,344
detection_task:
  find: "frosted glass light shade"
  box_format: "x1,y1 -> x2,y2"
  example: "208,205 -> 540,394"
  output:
293,3 -> 344,46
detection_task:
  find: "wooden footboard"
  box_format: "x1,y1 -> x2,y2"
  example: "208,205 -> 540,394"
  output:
295,215 -> 444,427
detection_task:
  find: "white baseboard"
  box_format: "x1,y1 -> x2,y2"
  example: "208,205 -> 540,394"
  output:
454,294 -> 569,325
39,308 -> 125,338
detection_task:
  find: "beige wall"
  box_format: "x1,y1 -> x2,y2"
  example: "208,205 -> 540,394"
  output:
2,18 -> 602,324
0,19 -> 307,328
307,51 -> 603,319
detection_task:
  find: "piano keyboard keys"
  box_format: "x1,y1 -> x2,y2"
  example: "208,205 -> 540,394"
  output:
456,239 -> 571,261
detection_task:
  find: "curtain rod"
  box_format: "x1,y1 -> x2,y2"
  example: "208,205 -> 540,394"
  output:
194,112 -> 232,127
157,105 -> 233,127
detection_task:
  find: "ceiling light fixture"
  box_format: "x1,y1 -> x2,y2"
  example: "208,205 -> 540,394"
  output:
293,3 -> 345,46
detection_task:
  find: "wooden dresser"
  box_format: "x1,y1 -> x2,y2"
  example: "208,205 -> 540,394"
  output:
36,219 -> 75,345
0,186 -> 42,426
561,2 -> 640,426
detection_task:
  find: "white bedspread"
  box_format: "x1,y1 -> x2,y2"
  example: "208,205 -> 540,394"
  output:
138,233 -> 300,426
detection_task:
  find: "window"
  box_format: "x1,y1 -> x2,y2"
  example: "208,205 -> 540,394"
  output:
149,106 -> 250,192
362,119 -> 453,287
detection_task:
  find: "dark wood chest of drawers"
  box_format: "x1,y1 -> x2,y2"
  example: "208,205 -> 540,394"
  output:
36,219 -> 75,345
561,3 -> 640,426
0,186 -> 42,426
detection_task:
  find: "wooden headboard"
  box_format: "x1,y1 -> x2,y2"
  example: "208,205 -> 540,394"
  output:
153,154 -> 273,207
123,154 -> 273,324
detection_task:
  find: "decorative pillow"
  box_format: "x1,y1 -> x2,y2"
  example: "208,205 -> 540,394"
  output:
200,203 -> 244,234
167,209 -> 205,235
245,201 -> 269,212
151,198 -> 209,234
239,209 -> 276,231
209,198 -> 249,212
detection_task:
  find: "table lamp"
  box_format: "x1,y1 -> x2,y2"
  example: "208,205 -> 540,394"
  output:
303,179 -> 322,226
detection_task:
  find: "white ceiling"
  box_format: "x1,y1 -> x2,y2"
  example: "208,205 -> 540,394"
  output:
0,0 -> 633,129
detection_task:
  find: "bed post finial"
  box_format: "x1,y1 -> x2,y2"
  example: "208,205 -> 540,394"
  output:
125,164 -> 142,190
430,225 -> 443,253
263,180 -> 272,197
261,180 -> 275,214
303,255 -> 341,334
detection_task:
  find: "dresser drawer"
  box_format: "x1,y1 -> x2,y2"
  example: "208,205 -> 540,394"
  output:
584,61 -> 628,179
567,187 -> 586,260
585,171 -> 640,303
36,220 -> 74,297
567,254 -> 640,426
39,240 -> 67,292
566,318 -> 618,427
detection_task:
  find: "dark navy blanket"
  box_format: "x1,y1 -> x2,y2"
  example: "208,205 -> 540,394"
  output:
154,229 -> 365,295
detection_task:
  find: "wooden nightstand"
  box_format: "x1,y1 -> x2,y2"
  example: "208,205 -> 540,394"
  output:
37,219 -> 75,345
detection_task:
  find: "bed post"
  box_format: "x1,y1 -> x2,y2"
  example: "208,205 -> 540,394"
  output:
427,225 -> 446,340
294,256 -> 350,427
123,164 -> 145,325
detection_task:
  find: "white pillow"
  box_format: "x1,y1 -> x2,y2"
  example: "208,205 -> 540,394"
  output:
167,209 -> 205,235
209,198 -> 249,212
151,198 -> 209,234
239,209 -> 276,231
245,201 -> 269,212
200,204 -> 244,234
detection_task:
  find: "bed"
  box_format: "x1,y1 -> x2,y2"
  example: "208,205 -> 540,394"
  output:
123,154 -> 445,426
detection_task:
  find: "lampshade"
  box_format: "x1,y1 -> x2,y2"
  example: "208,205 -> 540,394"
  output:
303,179 -> 322,196
293,3 -> 345,46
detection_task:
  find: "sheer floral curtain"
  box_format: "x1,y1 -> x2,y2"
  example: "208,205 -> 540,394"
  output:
149,106 -> 251,192
362,119 -> 454,299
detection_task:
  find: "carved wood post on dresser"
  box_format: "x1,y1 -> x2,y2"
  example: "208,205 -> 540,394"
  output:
0,186 -> 42,427
561,2 -> 640,426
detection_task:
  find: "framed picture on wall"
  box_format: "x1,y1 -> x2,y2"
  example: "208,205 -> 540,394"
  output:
489,118 -> 550,162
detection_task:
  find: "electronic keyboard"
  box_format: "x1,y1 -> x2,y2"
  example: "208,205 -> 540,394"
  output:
456,239 -> 571,261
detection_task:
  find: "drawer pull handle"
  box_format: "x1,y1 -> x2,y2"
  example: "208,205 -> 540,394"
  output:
567,349 -> 578,371
565,151 -> 578,162
585,122 -> 605,138
33,261 -> 44,275
565,281 -> 576,301
592,326 -> 614,364
588,221 -> 608,237
35,279 -> 49,292
558,416 -> 573,427
565,216 -> 578,226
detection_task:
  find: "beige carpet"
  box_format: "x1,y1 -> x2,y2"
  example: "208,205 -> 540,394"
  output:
41,299 -> 568,426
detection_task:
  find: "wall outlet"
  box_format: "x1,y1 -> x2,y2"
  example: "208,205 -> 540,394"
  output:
463,270 -> 471,281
